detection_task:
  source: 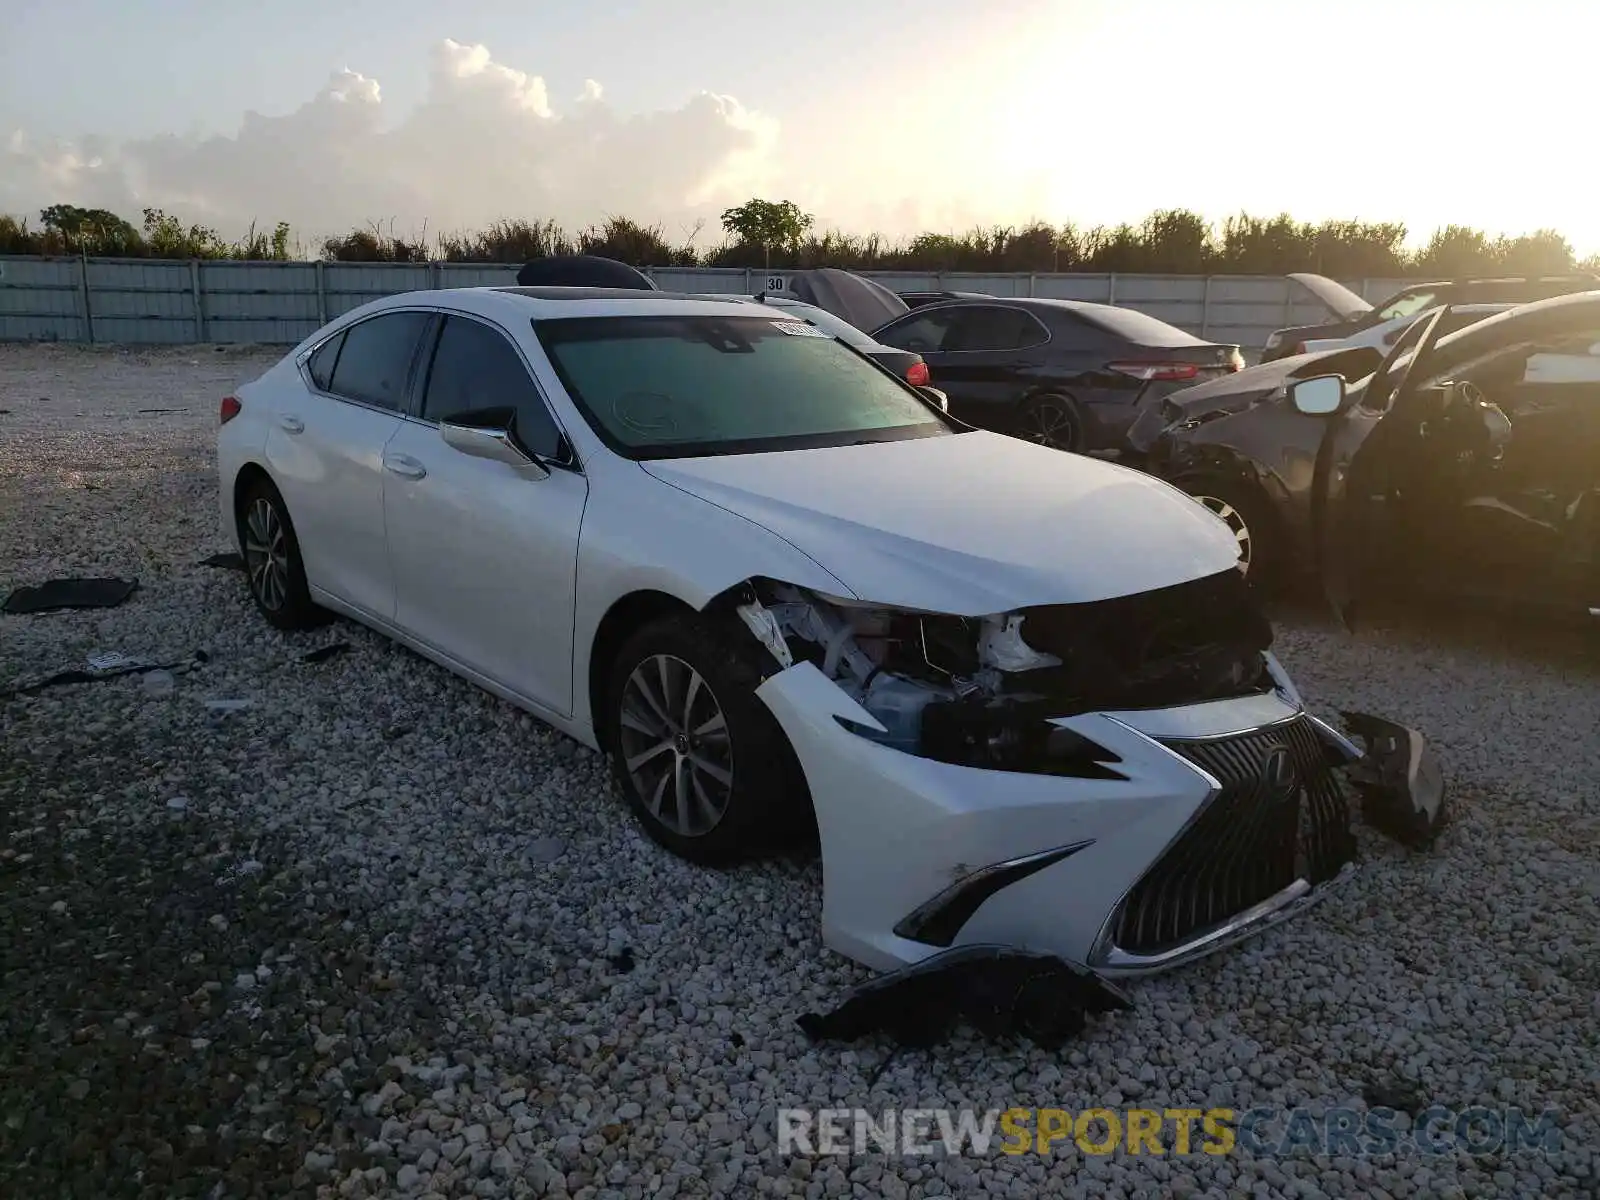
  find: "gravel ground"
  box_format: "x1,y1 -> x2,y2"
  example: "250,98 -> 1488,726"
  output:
2,342 -> 1597,1199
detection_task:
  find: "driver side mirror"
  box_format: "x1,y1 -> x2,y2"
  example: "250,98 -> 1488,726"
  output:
439,409 -> 550,479
1288,374 -> 1346,417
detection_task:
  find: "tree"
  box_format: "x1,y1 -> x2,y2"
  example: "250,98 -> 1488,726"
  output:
719,199 -> 814,271
39,204 -> 142,254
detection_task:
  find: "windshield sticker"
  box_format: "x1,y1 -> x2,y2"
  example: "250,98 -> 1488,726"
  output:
773,321 -> 828,337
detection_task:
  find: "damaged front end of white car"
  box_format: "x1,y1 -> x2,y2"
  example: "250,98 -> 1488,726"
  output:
704,568 -> 1448,1047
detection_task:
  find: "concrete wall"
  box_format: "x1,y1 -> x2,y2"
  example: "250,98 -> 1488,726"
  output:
0,257 -> 1407,349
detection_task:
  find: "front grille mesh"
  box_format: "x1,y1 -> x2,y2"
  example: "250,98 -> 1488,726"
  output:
1110,716 -> 1354,956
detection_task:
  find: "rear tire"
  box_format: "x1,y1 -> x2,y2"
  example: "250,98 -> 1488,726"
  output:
1018,392 -> 1083,452
236,477 -> 329,631
603,614 -> 813,866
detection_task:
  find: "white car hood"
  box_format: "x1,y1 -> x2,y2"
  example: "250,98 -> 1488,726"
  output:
642,431 -> 1242,615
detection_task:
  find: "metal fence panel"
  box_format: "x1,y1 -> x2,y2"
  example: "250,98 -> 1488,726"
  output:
0,258 -> 86,341
0,257 -> 1434,348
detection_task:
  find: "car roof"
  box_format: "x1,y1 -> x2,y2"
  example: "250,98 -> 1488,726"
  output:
340,286 -> 781,324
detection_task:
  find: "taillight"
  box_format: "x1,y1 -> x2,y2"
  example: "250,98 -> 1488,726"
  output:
1228,349 -> 1245,372
905,361 -> 931,387
220,395 -> 242,424
1107,362 -> 1200,382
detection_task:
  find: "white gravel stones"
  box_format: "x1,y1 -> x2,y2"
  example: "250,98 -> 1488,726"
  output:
2,342 -> 1597,1198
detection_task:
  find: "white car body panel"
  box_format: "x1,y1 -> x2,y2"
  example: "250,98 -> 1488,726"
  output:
381,417 -> 591,715
757,663 -> 1337,974
643,433 -> 1241,614
215,285 -> 1385,984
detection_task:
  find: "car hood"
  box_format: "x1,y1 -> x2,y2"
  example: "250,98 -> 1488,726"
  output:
1287,272 -> 1372,320
641,431 -> 1241,615
1166,347 -> 1376,419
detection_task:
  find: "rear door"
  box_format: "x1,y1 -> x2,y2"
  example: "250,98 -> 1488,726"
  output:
266,309 -> 431,619
382,312 -> 589,714
874,304 -> 1049,422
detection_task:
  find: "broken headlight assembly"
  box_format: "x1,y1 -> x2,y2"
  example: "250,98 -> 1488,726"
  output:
728,571 -> 1275,778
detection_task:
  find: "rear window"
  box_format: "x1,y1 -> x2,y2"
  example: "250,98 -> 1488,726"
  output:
1072,304 -> 1207,347
534,315 -> 950,460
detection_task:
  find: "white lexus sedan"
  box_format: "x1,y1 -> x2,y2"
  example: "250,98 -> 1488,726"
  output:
217,285 -> 1444,988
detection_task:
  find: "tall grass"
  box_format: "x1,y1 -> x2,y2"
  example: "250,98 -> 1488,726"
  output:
2,204 -> 1595,277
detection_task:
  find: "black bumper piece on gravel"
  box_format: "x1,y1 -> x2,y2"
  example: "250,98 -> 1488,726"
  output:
796,945 -> 1133,1050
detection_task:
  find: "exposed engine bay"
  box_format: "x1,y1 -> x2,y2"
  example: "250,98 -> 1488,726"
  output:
718,568 -> 1275,776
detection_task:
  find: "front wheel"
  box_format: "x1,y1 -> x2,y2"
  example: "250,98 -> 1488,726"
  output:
1178,475 -> 1284,588
603,614 -> 813,866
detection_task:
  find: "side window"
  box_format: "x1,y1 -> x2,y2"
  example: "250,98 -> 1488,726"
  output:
876,310 -> 953,353
306,331 -> 344,392
1522,332 -> 1600,386
328,311 -> 430,411
421,316 -> 563,458
941,306 -> 1049,352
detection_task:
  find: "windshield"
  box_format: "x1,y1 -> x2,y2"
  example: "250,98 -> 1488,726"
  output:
1375,288 -> 1439,322
534,314 -> 952,460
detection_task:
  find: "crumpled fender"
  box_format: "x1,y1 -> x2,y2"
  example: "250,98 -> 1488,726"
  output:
1337,711 -> 1449,847
796,944 -> 1134,1050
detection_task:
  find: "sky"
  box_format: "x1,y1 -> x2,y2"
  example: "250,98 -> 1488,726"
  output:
1,0 -> 1594,252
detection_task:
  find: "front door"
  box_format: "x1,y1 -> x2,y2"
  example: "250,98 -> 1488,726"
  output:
382,313 -> 588,715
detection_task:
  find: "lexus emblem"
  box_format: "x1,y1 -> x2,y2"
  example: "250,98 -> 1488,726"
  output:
1260,745 -> 1298,800
1260,744 -> 1311,878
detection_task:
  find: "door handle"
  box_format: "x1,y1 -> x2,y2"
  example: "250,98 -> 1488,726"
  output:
383,453 -> 427,480
280,415 -> 305,434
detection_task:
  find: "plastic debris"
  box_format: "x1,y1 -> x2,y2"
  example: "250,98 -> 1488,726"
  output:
3,577 -> 139,615
299,642 -> 351,665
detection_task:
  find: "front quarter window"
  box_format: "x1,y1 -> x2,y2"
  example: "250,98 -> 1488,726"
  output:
534,314 -> 952,459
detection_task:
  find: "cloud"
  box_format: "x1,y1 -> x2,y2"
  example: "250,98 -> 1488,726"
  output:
0,39 -> 779,241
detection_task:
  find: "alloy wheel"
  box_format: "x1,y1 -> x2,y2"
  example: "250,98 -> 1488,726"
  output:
242,497 -> 290,611
618,653 -> 734,837
1195,495 -> 1253,571
1024,400 -> 1076,450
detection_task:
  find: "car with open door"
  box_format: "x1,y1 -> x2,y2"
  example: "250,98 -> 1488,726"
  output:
1275,292 -> 1600,619
1261,271 -> 1600,363
1132,303 -> 1514,583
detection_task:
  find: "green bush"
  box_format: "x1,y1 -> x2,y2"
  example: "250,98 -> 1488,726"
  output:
2,201 -> 1596,277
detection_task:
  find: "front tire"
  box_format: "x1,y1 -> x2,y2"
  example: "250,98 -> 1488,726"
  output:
236,477 -> 328,631
603,614 -> 812,866
1178,474 -> 1283,588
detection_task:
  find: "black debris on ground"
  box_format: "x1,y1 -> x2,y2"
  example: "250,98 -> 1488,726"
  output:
298,643 -> 351,666
2,577 -> 140,615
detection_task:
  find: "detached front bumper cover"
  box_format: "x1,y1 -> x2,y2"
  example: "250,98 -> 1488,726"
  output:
1339,710 -> 1449,847
797,945 -> 1134,1050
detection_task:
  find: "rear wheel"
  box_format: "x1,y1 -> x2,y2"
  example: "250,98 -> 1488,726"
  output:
603,614 -> 813,865
1018,393 -> 1083,452
237,477 -> 328,630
